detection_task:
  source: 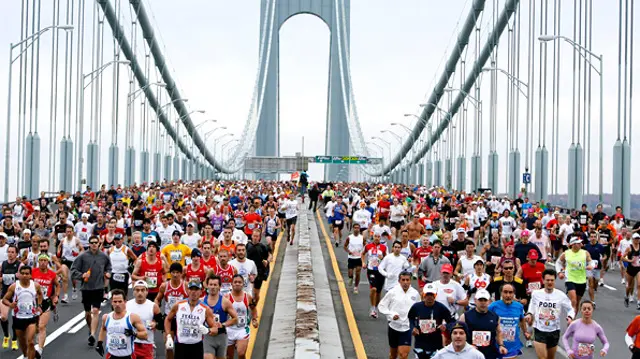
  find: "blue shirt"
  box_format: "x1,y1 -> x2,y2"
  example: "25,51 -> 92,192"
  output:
333,204 -> 346,220
488,300 -> 524,356
584,242 -> 606,269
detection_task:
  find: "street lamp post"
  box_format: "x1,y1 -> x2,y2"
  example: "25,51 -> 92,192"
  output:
175,110 -> 205,180
372,136 -> 392,182
6,25 -> 74,202
539,35 -> 608,209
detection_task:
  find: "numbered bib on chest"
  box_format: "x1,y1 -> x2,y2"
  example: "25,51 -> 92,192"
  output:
419,319 -> 436,334
238,315 -> 247,327
577,343 -> 594,356
501,326 -> 516,342
107,333 -> 128,350
18,302 -> 33,313
538,308 -> 557,321
472,331 -> 491,347
170,251 -> 182,262
368,257 -> 379,268
490,256 -> 501,265
214,223 -> 222,231
145,275 -> 158,289
113,273 -> 126,282
334,220 -> 342,225
2,274 -> 15,285
528,282 -> 541,291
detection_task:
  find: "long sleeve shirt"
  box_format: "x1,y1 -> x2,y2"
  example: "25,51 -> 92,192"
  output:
378,253 -> 411,292
526,288 -> 575,332
561,319 -> 609,359
378,285 -> 421,332
70,249 -> 112,290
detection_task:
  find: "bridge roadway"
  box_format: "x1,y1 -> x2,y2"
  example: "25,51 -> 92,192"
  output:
0,209 -> 635,359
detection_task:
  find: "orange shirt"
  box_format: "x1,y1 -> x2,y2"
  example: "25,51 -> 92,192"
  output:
627,315 -> 640,348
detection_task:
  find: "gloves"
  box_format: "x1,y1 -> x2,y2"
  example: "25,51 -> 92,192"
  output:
124,328 -> 137,337
199,325 -> 210,335
95,341 -> 105,357
165,335 -> 174,351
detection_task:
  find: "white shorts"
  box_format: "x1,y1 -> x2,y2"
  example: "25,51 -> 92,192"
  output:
226,327 -> 250,346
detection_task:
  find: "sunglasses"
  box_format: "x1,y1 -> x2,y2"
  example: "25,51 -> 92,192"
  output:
503,267 -> 514,270
89,241 -> 99,245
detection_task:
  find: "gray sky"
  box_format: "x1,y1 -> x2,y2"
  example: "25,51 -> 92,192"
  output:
0,0 -> 635,199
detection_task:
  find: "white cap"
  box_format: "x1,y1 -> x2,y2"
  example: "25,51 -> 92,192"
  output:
133,280 -> 148,289
475,289 -> 491,300
81,213 -> 90,219
0,233 -> 7,239
22,229 -> 31,235
33,206 -> 41,211
633,233 -> 640,239
569,237 -> 583,245
423,283 -> 438,294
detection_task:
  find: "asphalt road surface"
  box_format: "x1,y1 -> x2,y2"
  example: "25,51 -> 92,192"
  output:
313,213 -> 637,359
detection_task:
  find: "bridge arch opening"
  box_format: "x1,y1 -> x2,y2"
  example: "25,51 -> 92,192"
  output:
278,14 -> 330,181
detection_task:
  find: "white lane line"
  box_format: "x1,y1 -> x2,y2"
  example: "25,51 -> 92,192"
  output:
603,284 -> 617,291
68,320 -> 87,334
15,311 -> 85,359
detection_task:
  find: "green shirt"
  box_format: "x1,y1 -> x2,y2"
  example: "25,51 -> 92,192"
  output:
565,249 -> 587,284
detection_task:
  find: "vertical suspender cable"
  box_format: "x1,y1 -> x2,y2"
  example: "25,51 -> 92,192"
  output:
542,0 -> 548,148
551,0 -> 557,194
623,0 -> 629,140
586,0 -> 592,192
17,0 -> 30,196
515,4 -> 520,151
49,0 -> 60,190
554,0 -> 561,194
617,0 -> 622,141
629,0 -> 634,145
577,0 -> 582,145
537,0 -> 543,147
74,0 -> 85,190
571,0 -> 577,144
525,0 -> 533,171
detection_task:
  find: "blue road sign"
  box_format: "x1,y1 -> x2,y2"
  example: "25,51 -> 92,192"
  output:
522,173 -> 531,184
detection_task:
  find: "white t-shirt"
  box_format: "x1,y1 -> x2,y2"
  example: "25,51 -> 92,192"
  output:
433,279 -> 467,316
527,288 -> 575,332
559,224 -> 574,245
229,258 -> 258,292
390,205 -> 405,222
181,233 -> 202,250
378,253 -> 411,292
346,234 -> 365,259
353,210 -> 372,229
324,201 -> 336,218
283,200 -> 299,219
499,217 -> 516,237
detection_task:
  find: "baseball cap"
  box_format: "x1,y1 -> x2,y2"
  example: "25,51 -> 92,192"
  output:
34,206 -> 40,211
0,233 -> 7,239
475,289 -> 490,301
633,233 -> 640,239
425,224 -> 433,230
187,223 -> 194,227
449,321 -> 469,335
172,230 -> 182,237
569,237 -> 583,245
521,230 -> 530,237
133,280 -> 148,289
187,280 -> 202,289
504,241 -> 515,247
527,249 -> 539,259
23,229 -> 31,235
423,283 -> 438,294
191,248 -> 202,258
456,228 -> 466,233
440,263 -> 454,274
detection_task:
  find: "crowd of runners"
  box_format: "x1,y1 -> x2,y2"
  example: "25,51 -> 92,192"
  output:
319,182 -> 640,359
2,178 -> 640,359
0,181 -> 299,359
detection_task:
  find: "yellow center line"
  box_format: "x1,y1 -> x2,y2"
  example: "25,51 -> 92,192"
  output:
315,210 -> 367,359
246,231 -> 284,359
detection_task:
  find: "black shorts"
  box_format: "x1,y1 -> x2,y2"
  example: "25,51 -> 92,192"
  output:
12,316 -> 38,331
367,269 -> 384,293
277,212 -> 286,219
602,245 -> 612,260
565,282 -> 587,297
390,221 -> 404,231
82,289 -> 104,312
61,259 -> 74,268
254,274 -> 264,290
146,291 -> 159,302
109,273 -> 130,292
534,328 -> 560,348
286,217 -> 297,227
41,298 -> 54,313
551,239 -> 564,251
332,219 -> 344,230
175,341 -> 204,359
387,327 -> 412,348
106,355 -> 132,359
348,258 -> 363,269
628,266 -> 640,278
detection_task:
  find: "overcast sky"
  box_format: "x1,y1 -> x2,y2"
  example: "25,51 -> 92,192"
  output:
0,0 -> 636,199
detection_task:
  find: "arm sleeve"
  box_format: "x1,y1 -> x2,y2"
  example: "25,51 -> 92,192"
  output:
527,292 -> 538,316
597,323 -> 610,353
562,294 -> 576,319
408,305 -> 417,332
561,322 -> 575,355
377,290 -> 397,320
417,258 -> 427,279
378,256 -> 389,277
70,255 -> 84,281
104,254 -> 112,274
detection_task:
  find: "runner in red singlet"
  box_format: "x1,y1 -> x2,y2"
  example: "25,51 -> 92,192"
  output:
32,254 -> 59,358
214,249 -> 237,297
132,241 -> 166,301
184,249 -> 206,284
201,242 -> 218,272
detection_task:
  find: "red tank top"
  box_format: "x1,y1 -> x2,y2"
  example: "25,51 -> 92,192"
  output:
214,263 -> 235,294
32,268 -> 57,298
140,253 -> 164,293
185,263 -> 206,284
163,280 -> 188,313
201,256 -> 218,272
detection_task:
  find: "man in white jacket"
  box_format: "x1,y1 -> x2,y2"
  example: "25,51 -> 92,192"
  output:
432,321 -> 485,359
378,271 -> 420,359
378,241 -> 412,293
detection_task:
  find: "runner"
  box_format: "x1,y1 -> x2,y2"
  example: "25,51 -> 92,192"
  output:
126,281 -> 163,359
0,244 -> 21,350
378,241 -> 412,293
408,283 -> 455,358
155,263 -> 188,320
561,300 -> 609,359
263,207 -> 281,251
70,235 -> 112,347
161,230 -> 192,268
1,265 -> 42,359
488,283 -> 529,359
525,269 -> 575,359
431,321 -> 485,359
108,234 -> 137,294
331,196 -> 347,247
32,253 -> 60,358
362,233 -> 387,318
556,236 -> 594,314
584,232 -> 607,307
282,194 -> 298,245
229,243 -> 258,294
344,223 -> 365,294
432,263 -> 468,319
184,249 -> 207,284
458,289 -> 506,359
57,225 -> 83,302
213,249 -> 237,297
131,241 -> 167,301
95,289 -> 148,359
164,280 -> 218,359
389,198 -> 406,240
226,274 -> 257,359
378,271 -> 420,359
623,232 -> 640,309
462,260 -> 490,308
202,274 -> 238,359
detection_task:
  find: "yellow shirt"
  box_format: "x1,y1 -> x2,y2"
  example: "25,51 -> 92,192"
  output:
161,243 -> 192,267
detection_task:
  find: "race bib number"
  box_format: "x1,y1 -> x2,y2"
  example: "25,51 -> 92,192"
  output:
472,331 -> 491,347
633,256 -> 640,267
134,220 -> 142,227
501,326 -> 516,342
457,250 -> 466,259
146,275 -> 158,289
528,282 -> 541,291
491,256 -> 501,265
213,313 -> 220,324
247,223 -> 255,230
419,319 -> 436,334
600,238 -> 608,245
538,308 -> 557,321
213,223 -> 222,231
180,327 -> 199,339
40,285 -> 49,297
170,251 -> 183,262
2,274 -> 15,285
577,343 -> 594,356
18,302 -> 33,313
221,283 -> 232,296
334,220 -> 342,225
238,316 -> 246,327
113,273 -> 126,282
368,257 -> 380,269
107,333 -> 128,350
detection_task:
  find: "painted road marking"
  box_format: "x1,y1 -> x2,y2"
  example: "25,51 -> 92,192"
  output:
603,284 -> 617,291
68,320 -> 87,334
15,311 -> 85,359
245,231 -> 284,359
316,210 -> 367,359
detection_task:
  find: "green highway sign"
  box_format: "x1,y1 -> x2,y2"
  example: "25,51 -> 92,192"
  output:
312,156 -> 378,165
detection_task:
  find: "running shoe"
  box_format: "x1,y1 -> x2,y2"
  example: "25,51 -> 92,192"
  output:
626,296 -> 630,307
525,340 -> 533,348
349,277 -> 353,287
335,240 -> 339,247
11,340 -> 18,350
353,287 -> 359,294
88,335 -> 96,347
35,344 -> 42,359
592,302 -> 597,310
61,294 -> 68,304
623,278 -> 627,285
72,288 -> 78,300
2,337 -> 9,349
598,278 -> 604,287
